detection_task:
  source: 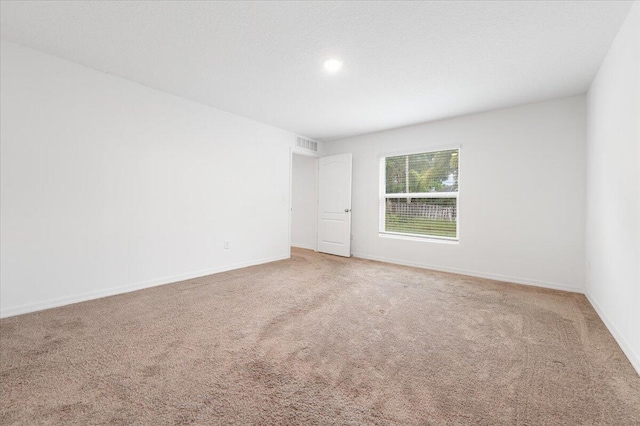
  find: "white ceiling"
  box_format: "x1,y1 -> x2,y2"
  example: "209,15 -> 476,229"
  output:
0,1 -> 633,141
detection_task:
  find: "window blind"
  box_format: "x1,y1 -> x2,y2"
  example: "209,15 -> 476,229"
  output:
381,149 -> 459,239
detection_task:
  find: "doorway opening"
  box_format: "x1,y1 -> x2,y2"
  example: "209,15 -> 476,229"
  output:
290,152 -> 318,252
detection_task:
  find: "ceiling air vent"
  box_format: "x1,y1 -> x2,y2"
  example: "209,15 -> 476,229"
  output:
296,136 -> 318,152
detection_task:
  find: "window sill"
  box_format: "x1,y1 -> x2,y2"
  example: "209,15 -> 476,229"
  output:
379,232 -> 459,244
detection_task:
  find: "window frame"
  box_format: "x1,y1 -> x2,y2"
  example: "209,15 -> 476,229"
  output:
378,146 -> 461,242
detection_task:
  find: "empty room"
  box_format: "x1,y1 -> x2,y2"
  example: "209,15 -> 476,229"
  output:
1,1 -> 639,424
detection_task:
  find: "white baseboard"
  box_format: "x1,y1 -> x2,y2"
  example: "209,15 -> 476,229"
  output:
0,254 -> 289,319
291,243 -> 316,251
351,252 -> 583,294
585,292 -> 640,375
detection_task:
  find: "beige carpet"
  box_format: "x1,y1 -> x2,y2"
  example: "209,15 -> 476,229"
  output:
1,248 -> 638,425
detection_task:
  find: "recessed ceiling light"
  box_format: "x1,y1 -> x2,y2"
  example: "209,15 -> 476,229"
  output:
323,59 -> 343,73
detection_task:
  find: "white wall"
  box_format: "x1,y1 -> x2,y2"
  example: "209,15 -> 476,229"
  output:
291,154 -> 317,250
325,96 -> 586,292
0,41 -> 296,317
585,2 -> 640,373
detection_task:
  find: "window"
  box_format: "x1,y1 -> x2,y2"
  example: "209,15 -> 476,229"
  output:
379,148 -> 459,240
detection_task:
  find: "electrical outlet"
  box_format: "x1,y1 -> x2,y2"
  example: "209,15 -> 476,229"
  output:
224,241 -> 230,249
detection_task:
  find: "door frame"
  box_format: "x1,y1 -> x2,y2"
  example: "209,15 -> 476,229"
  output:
288,147 -> 319,257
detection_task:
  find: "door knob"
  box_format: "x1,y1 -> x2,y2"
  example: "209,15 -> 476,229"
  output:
344,208 -> 351,212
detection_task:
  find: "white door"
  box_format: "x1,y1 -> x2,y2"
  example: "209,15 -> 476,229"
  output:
317,153 -> 352,257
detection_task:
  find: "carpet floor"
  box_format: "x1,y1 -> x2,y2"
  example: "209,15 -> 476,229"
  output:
1,248 -> 639,425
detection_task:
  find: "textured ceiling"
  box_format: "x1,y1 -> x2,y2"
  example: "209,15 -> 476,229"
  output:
0,1 -> 633,141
